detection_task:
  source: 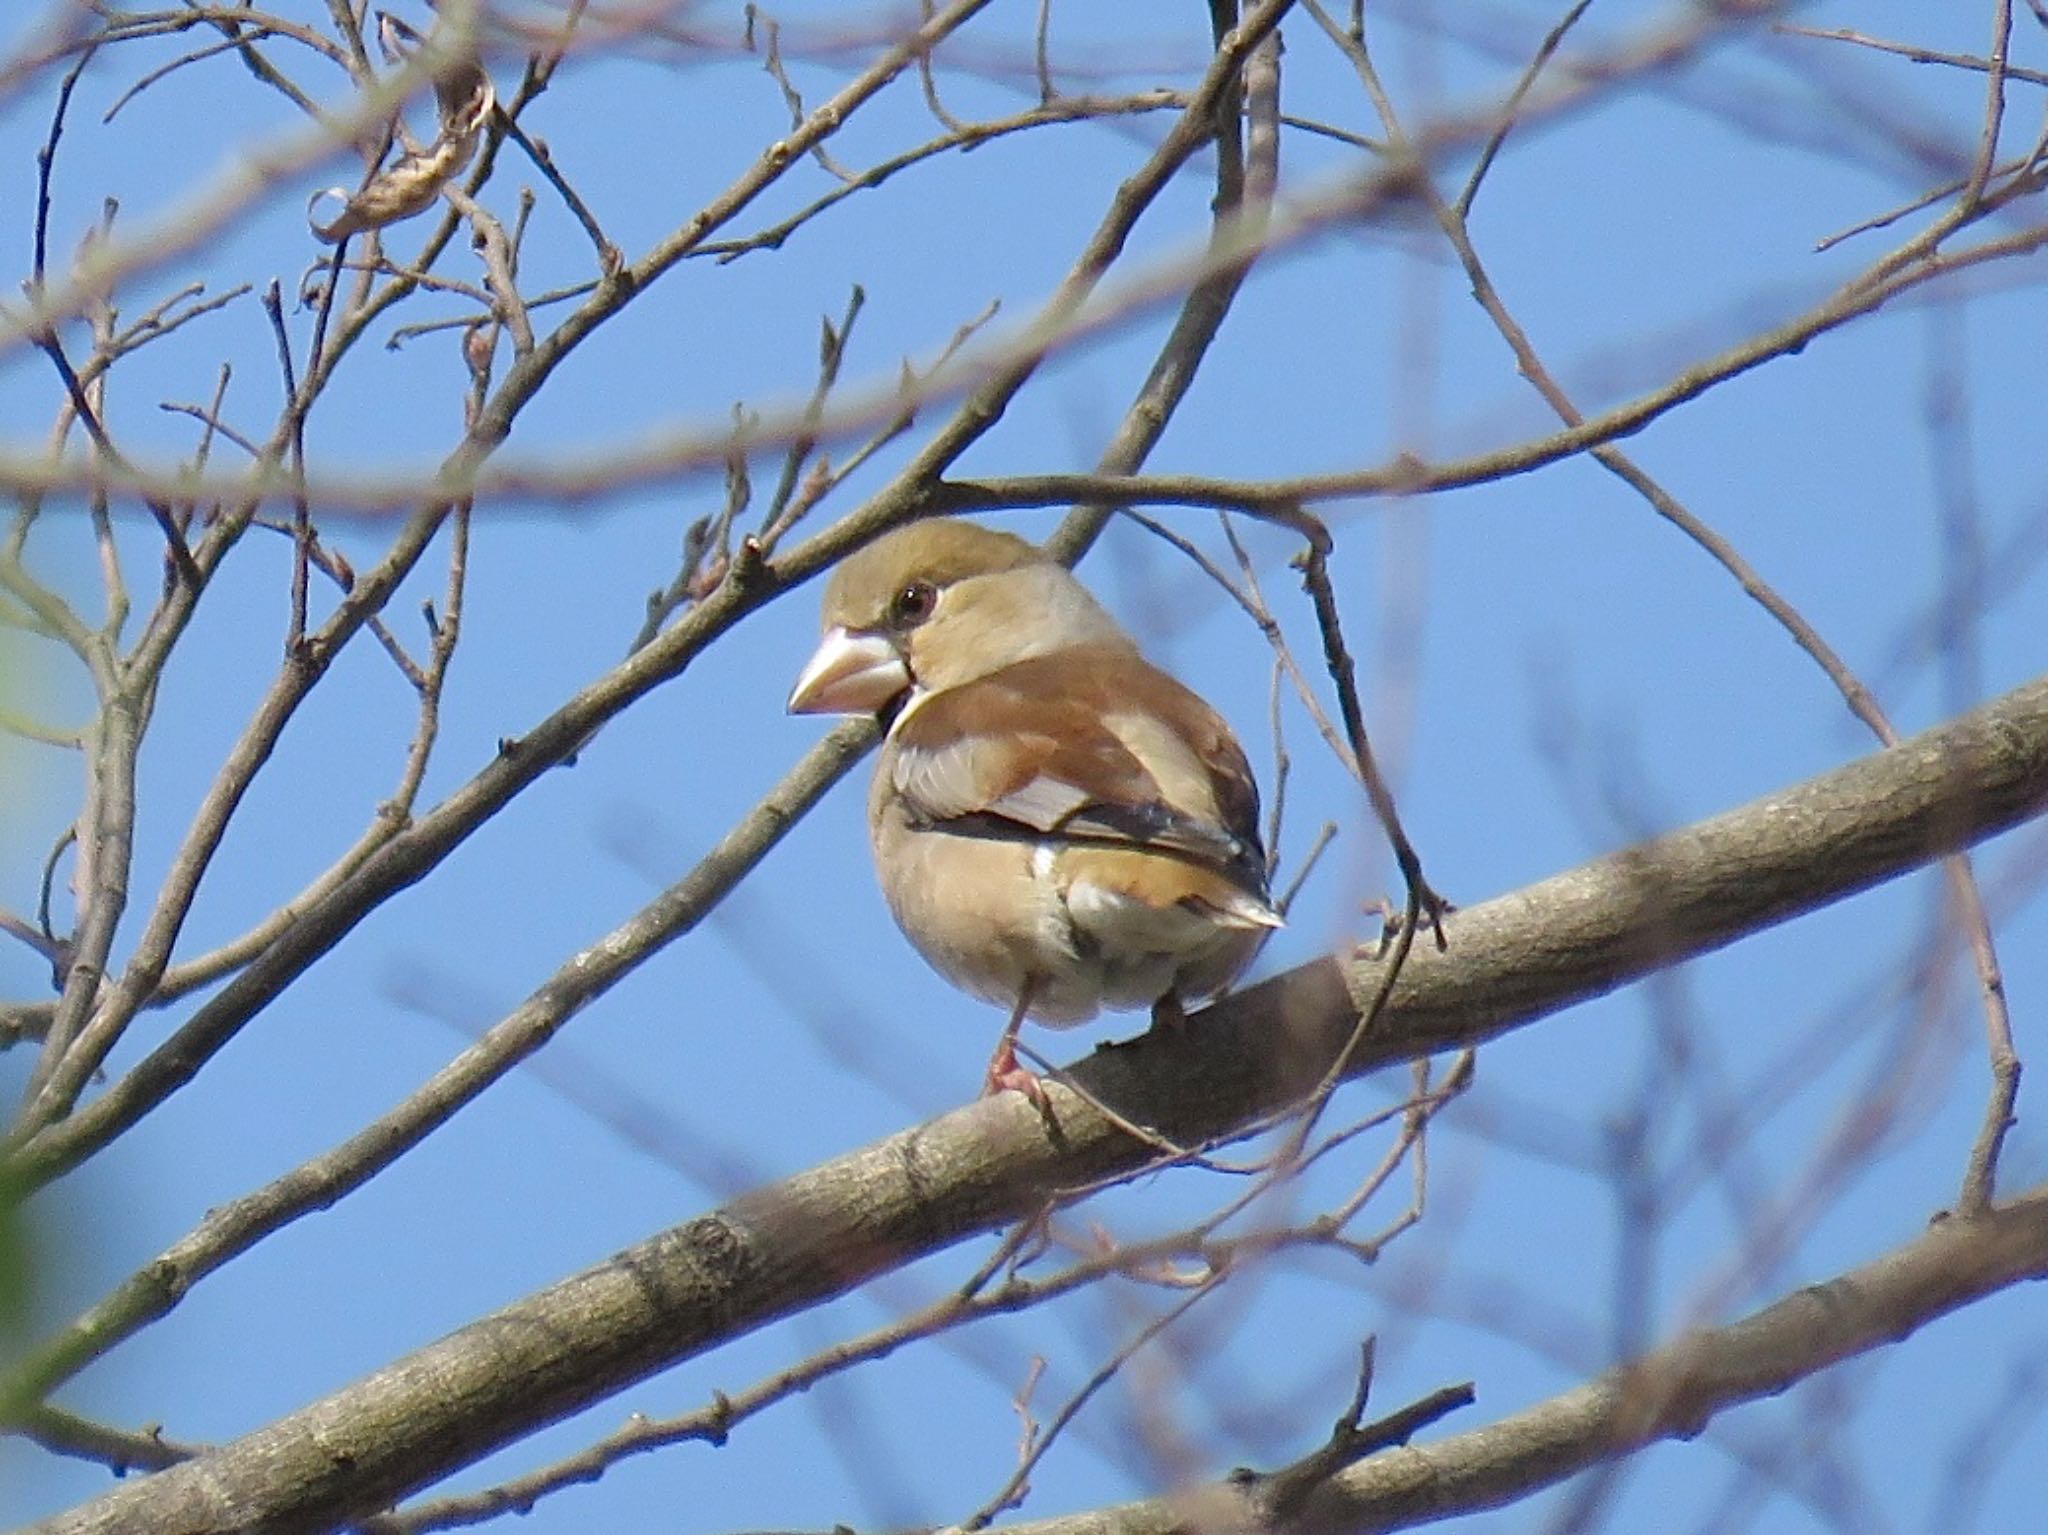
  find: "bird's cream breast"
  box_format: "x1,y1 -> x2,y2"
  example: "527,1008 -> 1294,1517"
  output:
868,786 -> 1101,1025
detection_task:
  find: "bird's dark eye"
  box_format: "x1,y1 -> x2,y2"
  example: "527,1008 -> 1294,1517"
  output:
888,581 -> 937,630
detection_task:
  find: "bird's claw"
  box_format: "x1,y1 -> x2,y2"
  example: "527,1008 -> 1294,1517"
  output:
983,1040 -> 1050,1108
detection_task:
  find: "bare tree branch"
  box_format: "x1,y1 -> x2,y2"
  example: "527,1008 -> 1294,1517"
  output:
996,1180 -> 2048,1535
24,670 -> 2048,1535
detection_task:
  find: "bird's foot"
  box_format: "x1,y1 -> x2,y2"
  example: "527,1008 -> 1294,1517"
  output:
1148,992 -> 1189,1033
982,1039 -> 1050,1108
1360,893 -> 1457,957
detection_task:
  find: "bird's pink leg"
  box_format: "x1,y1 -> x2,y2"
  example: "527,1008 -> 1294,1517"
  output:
983,980 -> 1048,1105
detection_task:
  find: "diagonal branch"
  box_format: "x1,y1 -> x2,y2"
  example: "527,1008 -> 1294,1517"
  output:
996,1179 -> 2048,1535
26,670 -> 2048,1535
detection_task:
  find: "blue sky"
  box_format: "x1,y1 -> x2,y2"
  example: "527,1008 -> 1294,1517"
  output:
4,2 -> 2047,1531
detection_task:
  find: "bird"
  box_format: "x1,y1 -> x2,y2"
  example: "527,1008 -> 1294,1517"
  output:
788,518 -> 1282,1099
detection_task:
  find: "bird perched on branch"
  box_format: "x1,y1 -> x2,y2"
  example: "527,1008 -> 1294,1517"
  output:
789,519 -> 1281,1099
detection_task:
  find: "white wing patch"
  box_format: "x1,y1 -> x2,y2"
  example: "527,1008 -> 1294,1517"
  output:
892,737 -> 1095,831
982,773 -> 1098,832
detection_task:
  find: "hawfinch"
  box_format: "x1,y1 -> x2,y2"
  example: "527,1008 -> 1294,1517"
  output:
788,519 -> 1281,1097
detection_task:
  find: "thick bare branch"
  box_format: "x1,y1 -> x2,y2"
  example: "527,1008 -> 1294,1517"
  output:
997,1181 -> 2048,1535
26,670 -> 2048,1535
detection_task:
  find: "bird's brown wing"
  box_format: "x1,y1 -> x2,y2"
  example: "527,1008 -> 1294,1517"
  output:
889,647 -> 1270,896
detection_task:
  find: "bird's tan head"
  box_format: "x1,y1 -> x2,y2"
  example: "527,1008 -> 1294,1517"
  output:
788,520 -> 1128,715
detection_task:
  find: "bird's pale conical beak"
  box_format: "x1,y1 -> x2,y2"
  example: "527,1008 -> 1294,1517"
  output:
788,627 -> 912,715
